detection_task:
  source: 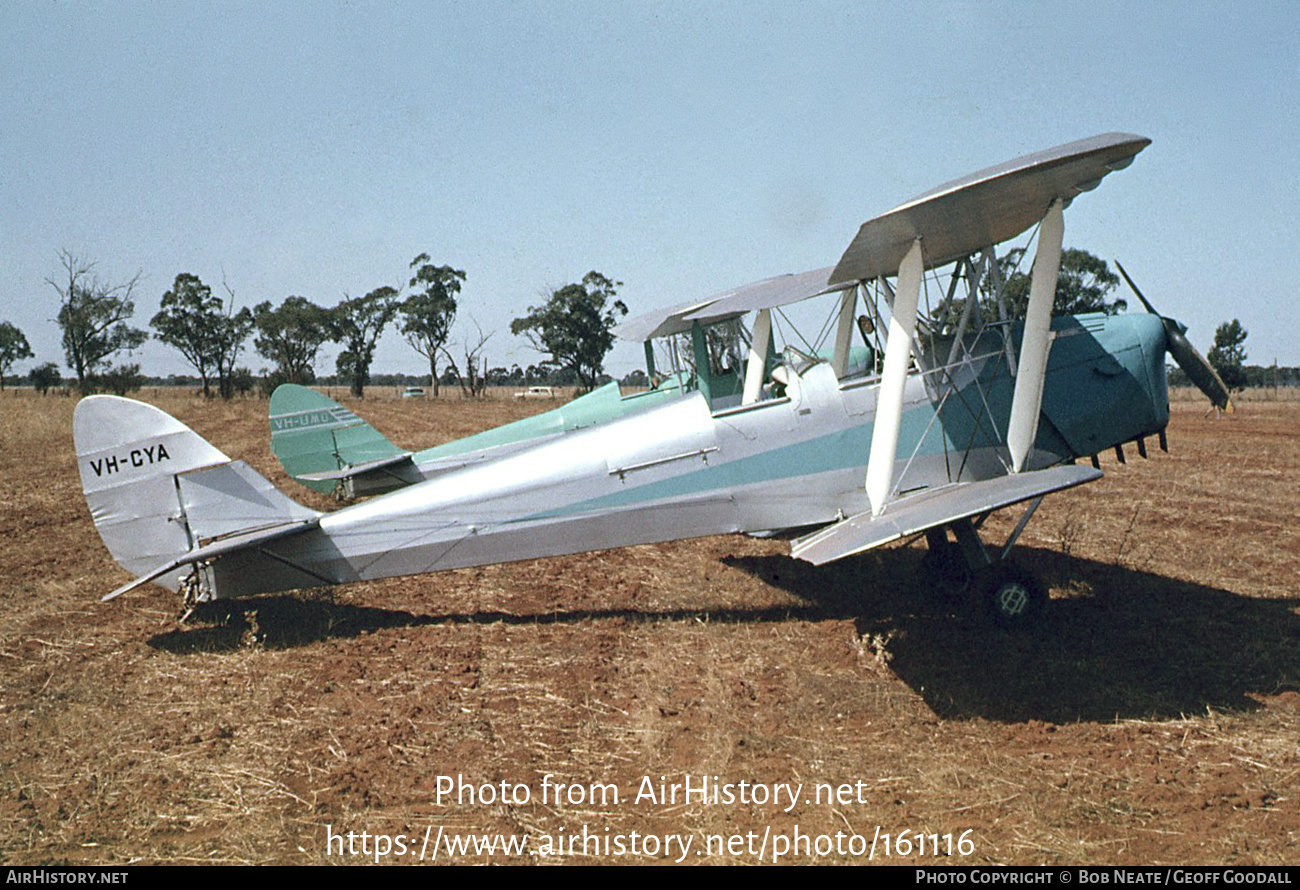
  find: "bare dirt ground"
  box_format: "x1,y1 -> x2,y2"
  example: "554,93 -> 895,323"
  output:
2,386 -> 1298,865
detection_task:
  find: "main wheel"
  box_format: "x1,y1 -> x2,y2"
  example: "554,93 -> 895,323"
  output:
979,564 -> 1047,629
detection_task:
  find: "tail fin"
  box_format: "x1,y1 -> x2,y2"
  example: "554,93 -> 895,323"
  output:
269,384 -> 410,495
75,396 -> 318,596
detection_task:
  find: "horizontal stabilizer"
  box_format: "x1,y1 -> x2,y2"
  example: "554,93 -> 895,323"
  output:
103,517 -> 320,602
298,452 -> 415,482
179,460 -> 320,542
791,464 -> 1102,566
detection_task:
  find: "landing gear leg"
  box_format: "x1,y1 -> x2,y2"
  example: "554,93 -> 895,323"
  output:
921,528 -> 973,600
945,497 -> 1049,630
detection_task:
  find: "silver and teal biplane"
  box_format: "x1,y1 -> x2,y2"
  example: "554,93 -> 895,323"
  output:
74,133 -> 1230,627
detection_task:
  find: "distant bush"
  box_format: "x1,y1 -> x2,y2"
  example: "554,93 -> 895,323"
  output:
98,363 -> 145,396
30,362 -> 62,395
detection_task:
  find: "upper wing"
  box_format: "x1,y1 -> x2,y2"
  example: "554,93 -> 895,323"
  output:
832,133 -> 1151,284
680,265 -> 850,326
618,135 -> 1151,343
614,296 -> 726,342
790,464 -> 1102,566
615,266 -> 853,343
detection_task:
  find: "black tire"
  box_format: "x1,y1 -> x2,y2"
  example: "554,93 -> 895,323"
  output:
979,564 -> 1047,629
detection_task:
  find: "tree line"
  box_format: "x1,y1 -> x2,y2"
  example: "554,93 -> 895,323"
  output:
0,248 -> 1276,397
2,249 -> 630,398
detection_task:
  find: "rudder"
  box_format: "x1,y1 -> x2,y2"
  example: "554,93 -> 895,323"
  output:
75,395 -> 318,596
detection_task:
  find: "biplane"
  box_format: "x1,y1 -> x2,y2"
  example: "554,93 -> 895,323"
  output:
75,133 -> 1231,627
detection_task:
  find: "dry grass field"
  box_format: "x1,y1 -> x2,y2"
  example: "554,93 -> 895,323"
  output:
2,386 -> 1298,865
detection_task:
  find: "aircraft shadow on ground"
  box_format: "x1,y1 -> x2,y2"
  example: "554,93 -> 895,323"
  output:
725,545 -> 1300,724
146,592 -> 854,655
149,546 -> 1300,725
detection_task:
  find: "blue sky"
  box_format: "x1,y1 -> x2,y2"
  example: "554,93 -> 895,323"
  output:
3,1 -> 1296,382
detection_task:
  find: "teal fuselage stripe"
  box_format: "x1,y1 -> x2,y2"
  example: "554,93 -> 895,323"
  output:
520,395 -> 967,522
408,379 -> 687,461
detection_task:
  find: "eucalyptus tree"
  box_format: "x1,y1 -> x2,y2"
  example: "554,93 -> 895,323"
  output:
151,273 -> 253,398
332,286 -> 401,398
252,296 -> 333,387
48,250 -> 146,392
511,271 -> 628,394
0,321 -> 33,390
401,254 -> 465,397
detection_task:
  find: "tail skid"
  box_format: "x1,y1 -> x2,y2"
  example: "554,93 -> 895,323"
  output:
75,396 -> 320,601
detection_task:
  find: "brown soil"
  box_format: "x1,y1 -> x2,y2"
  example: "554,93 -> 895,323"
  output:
2,387 -> 1298,865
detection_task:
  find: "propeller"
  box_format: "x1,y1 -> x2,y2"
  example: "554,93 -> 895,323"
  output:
1115,259 -> 1234,414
